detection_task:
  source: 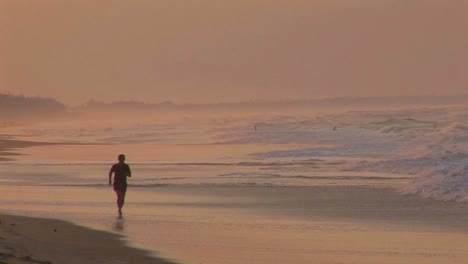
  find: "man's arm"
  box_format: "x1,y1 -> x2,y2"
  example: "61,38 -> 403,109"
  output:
108,166 -> 114,186
127,165 -> 132,178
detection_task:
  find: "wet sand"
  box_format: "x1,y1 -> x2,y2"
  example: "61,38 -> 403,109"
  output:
141,185 -> 468,264
146,186 -> 468,264
0,137 -> 57,161
1,185 -> 468,264
0,213 -> 175,264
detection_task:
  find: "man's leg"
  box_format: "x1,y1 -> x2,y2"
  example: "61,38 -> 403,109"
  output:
116,190 -> 124,214
120,190 -> 126,209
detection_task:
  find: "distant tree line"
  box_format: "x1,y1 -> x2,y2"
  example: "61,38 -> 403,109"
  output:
0,93 -> 66,119
83,99 -> 176,110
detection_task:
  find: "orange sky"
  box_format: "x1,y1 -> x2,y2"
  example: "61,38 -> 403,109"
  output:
1,0 -> 466,104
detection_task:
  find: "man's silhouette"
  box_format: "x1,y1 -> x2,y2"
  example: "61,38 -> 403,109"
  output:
109,154 -> 132,215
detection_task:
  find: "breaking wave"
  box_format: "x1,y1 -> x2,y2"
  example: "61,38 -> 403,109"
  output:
245,109 -> 468,201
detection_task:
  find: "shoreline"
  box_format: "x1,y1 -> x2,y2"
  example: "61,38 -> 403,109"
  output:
0,138 -> 180,263
0,213 -> 177,264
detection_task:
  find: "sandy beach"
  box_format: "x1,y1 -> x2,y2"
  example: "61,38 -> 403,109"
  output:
0,213 -> 175,264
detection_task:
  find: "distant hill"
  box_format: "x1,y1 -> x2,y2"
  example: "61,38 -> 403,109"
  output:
0,93 -> 67,120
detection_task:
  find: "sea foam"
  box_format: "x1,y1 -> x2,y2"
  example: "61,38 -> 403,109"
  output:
244,108 -> 468,201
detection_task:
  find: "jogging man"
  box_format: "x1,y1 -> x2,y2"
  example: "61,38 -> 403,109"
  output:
109,154 -> 132,215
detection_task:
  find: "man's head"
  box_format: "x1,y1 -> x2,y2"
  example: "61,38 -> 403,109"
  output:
118,154 -> 126,162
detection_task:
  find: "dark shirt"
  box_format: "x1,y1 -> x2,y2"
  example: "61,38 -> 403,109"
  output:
110,163 -> 131,185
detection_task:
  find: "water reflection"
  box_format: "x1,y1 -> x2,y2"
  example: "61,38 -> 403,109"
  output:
113,215 -> 125,232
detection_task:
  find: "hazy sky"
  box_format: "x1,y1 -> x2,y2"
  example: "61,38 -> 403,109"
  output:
1,0 -> 466,104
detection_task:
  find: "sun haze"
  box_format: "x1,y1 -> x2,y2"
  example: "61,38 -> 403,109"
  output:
1,0 -> 466,104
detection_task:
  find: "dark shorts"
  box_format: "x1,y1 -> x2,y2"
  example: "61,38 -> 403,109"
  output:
113,182 -> 127,193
